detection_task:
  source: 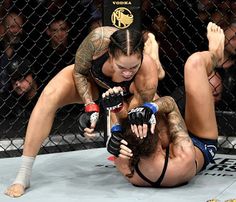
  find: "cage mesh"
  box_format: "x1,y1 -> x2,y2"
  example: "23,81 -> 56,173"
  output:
0,0 -> 236,157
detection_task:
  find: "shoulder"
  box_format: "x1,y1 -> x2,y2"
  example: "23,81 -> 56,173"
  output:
79,26 -> 118,53
168,142 -> 196,168
89,26 -> 118,41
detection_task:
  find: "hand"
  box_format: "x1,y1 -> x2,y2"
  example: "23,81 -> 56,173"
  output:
102,87 -> 124,112
107,124 -> 133,158
106,130 -> 123,157
119,140 -> 133,159
77,102 -> 99,137
107,132 -> 133,159
128,102 -> 158,138
77,112 -> 97,138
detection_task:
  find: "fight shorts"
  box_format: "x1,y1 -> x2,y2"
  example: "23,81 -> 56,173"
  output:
189,132 -> 218,171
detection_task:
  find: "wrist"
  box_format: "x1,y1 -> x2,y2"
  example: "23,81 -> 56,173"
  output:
112,102 -> 128,119
143,102 -> 159,114
84,101 -> 95,106
111,124 -> 123,132
111,103 -> 123,113
85,103 -> 100,112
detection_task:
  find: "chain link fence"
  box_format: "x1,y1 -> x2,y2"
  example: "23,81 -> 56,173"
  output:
0,0 -> 236,157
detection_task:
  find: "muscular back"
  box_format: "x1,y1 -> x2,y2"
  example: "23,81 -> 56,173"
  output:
127,140 -> 197,187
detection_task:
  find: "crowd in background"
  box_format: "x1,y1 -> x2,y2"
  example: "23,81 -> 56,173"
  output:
0,0 -> 235,133
0,0 -> 102,119
141,0 -> 236,112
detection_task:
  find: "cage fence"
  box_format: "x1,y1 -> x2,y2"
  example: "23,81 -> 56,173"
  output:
0,0 -> 236,157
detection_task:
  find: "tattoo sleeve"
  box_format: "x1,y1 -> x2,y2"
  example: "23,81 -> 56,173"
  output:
73,27 -> 117,104
154,96 -> 191,144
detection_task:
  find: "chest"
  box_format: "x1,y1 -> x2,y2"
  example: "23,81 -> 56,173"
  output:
91,56 -> 134,96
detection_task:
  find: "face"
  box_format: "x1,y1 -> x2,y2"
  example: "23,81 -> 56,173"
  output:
225,25 -> 236,55
110,53 -> 142,82
152,15 -> 167,33
47,20 -> 69,47
12,74 -> 33,96
4,13 -> 23,44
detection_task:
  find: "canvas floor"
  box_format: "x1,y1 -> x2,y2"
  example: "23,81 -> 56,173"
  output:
0,148 -> 236,202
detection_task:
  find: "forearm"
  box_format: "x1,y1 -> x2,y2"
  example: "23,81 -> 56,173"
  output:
167,107 -> 189,144
73,36 -> 95,104
154,96 -> 177,114
133,56 -> 158,104
110,102 -> 129,124
154,96 -> 189,143
73,70 -> 93,104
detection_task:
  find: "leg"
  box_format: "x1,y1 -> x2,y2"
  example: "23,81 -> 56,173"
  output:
144,32 -> 165,80
23,65 -> 85,156
5,65 -> 99,197
184,22 -> 225,139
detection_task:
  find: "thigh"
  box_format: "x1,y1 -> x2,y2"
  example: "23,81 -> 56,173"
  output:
184,54 -> 218,140
40,65 -> 99,108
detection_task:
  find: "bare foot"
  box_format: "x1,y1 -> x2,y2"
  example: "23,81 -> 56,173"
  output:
4,184 -> 25,198
207,22 -> 225,66
144,33 -> 165,80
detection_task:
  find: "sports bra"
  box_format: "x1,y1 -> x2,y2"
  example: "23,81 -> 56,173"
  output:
90,52 -> 134,98
134,146 -> 170,188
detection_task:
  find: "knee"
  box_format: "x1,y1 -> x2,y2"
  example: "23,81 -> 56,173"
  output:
185,52 -> 204,72
39,86 -> 59,107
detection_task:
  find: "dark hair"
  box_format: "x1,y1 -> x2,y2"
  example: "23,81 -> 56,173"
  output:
120,121 -> 159,175
6,57 -> 33,81
108,28 -> 144,59
50,14 -> 70,27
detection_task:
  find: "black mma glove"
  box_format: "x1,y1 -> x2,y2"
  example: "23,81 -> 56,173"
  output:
107,124 -> 123,156
128,102 -> 158,125
102,91 -> 124,113
77,103 -> 100,136
77,112 -> 90,136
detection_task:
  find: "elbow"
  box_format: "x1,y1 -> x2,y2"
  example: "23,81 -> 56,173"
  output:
163,96 -> 176,103
162,96 -> 177,110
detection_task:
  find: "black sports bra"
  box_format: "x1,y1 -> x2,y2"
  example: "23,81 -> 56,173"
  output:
134,146 -> 169,188
90,52 -> 134,98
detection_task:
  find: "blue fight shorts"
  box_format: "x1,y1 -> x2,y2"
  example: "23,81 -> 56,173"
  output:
189,132 -> 218,171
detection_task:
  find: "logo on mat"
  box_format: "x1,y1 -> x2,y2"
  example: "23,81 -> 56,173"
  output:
206,145 -> 217,158
111,7 -> 133,29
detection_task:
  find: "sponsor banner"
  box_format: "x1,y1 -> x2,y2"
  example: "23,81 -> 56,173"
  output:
199,156 -> 236,177
103,0 -> 141,30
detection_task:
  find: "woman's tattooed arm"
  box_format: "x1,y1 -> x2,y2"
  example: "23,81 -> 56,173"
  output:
73,26 -> 117,104
154,96 -> 191,145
